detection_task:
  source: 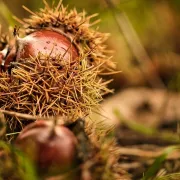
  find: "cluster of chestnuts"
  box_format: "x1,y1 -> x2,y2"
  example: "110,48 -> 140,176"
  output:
0,0 -> 114,133
0,1 -> 130,180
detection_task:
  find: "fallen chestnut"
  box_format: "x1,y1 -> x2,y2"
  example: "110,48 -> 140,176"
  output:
15,120 -> 78,176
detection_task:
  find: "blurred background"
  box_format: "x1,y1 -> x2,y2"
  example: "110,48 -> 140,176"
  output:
1,1 -> 180,179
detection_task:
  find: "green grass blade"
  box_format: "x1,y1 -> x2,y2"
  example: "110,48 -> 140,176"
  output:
142,146 -> 178,180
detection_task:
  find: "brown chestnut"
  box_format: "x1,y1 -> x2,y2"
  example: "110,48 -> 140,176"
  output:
16,30 -> 79,61
0,30 -> 79,72
15,120 -> 78,175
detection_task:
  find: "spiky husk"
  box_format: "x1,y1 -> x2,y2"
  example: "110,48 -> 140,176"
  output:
0,1 -> 115,133
83,118 -> 130,180
81,141 -> 131,180
0,53 -> 112,134
0,1 -> 129,179
18,0 -> 115,71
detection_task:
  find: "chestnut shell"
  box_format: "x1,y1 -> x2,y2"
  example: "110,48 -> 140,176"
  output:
15,120 -> 78,174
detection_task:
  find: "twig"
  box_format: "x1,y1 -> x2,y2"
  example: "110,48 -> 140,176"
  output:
0,109 -> 48,121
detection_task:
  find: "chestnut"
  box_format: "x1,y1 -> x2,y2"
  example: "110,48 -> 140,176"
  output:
16,30 -> 79,61
0,29 -> 79,72
15,120 -> 78,175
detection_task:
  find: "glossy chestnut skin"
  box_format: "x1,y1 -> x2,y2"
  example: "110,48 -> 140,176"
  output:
0,30 -> 79,72
16,30 -> 78,61
15,120 -> 78,175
